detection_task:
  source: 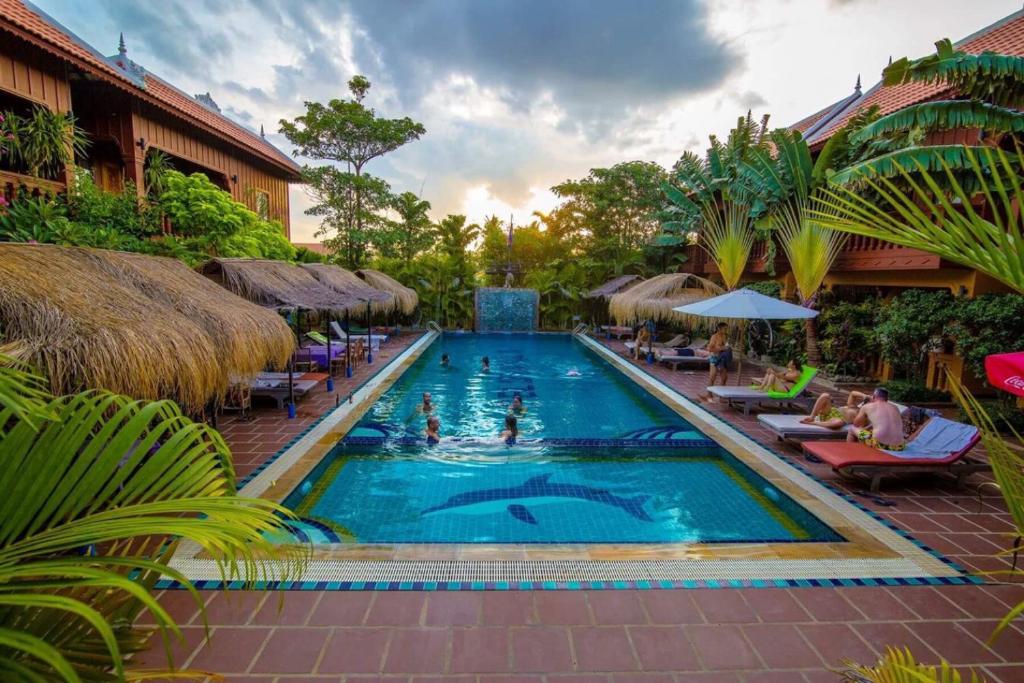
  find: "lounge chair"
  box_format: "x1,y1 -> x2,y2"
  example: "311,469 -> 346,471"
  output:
329,321 -> 384,349
706,366 -> 819,414
601,325 -> 634,340
802,416 -> 985,491
654,347 -> 710,371
625,333 -> 694,355
758,402 -> 908,442
250,375 -> 319,409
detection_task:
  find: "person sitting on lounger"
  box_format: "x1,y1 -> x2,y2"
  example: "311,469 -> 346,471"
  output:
753,360 -> 801,392
501,414 -> 518,445
633,326 -> 651,360
848,387 -> 905,450
425,415 -> 441,444
800,393 -> 848,429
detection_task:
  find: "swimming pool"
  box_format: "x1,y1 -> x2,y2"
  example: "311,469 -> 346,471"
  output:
348,333 -> 702,440
282,333 -> 842,545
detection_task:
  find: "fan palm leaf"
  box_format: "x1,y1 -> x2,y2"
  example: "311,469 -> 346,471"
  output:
701,201 -> 754,290
884,38 -> 1024,109
0,369 -> 308,680
775,199 -> 846,303
851,101 -> 1024,144
812,145 -> 1024,293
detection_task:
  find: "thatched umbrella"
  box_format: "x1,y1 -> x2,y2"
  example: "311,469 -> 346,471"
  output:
0,244 -> 294,413
608,273 -> 724,326
584,274 -> 641,301
300,263 -> 394,315
198,258 -> 360,314
356,269 -> 418,316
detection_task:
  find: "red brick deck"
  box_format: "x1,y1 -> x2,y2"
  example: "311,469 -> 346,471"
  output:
144,334 -> 1024,682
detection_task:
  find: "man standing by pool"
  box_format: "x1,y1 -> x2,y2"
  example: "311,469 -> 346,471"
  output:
702,323 -> 731,401
848,387 -> 905,450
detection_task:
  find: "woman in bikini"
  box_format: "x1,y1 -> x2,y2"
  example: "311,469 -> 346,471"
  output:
753,360 -> 801,392
501,414 -> 518,445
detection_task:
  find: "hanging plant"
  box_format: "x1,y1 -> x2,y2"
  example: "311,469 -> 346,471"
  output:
4,106 -> 90,179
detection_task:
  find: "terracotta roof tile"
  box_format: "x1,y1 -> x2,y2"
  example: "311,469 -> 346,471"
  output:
807,9 -> 1024,145
789,103 -> 837,134
0,0 -> 300,176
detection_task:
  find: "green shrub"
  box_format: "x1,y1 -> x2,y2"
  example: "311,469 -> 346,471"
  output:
875,289 -> 953,380
880,379 -> 950,403
950,293 -> 1024,382
819,298 -> 880,376
65,169 -> 161,239
960,398 -> 1024,434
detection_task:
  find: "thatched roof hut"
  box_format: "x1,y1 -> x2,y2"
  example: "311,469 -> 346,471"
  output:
0,244 -> 294,412
356,269 -> 418,316
199,258 -> 360,314
608,273 -> 724,326
300,263 -> 395,315
585,274 -> 641,300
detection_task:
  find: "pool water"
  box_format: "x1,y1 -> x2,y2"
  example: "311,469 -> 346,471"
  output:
285,445 -> 840,544
349,333 -> 701,440
283,333 -> 841,545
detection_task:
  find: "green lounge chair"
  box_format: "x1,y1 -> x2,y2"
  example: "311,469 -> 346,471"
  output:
708,366 -> 819,414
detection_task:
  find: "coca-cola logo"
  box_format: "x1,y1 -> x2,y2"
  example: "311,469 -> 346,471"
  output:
1004,375 -> 1024,390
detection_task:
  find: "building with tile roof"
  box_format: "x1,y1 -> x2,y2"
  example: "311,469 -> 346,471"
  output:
0,0 -> 301,235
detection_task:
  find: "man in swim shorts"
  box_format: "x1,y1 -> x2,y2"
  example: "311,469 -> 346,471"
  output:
848,387 -> 905,450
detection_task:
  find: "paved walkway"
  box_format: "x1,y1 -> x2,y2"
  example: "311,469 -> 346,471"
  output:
143,334 -> 1024,682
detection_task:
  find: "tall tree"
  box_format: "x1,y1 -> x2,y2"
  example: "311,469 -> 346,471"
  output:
551,161 -> 668,263
279,76 -> 425,263
435,214 -> 480,260
302,166 -> 393,268
390,191 -> 434,261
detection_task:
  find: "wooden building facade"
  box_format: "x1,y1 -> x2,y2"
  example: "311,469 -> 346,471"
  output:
0,0 -> 300,234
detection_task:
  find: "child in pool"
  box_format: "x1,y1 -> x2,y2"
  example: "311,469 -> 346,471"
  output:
425,415 -> 441,444
508,392 -> 526,414
440,353 -> 450,369
501,414 -> 518,445
481,356 -> 490,373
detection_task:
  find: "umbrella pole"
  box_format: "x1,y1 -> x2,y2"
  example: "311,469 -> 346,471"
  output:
326,315 -> 334,393
287,310 -> 297,419
735,320 -> 747,386
345,310 -> 353,378
366,300 -> 374,364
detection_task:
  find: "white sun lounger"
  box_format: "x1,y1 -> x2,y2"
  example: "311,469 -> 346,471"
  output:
706,386 -> 817,415
330,321 -> 385,348
758,403 -> 909,441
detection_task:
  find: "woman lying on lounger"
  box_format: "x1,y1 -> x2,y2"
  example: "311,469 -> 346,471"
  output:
752,360 -> 800,392
800,390 -> 873,429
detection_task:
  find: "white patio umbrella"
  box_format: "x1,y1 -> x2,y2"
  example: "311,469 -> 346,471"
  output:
673,288 -> 818,384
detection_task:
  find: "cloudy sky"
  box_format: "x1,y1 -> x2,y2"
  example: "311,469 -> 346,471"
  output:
35,0 -> 1020,242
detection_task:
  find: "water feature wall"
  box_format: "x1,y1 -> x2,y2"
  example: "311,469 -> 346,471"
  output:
474,287 -> 539,332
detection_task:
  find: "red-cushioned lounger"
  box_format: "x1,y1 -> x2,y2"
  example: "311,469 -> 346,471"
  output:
802,436 -> 985,492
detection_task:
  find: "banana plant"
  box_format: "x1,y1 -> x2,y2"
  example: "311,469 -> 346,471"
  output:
0,356 -> 308,680
840,647 -> 984,682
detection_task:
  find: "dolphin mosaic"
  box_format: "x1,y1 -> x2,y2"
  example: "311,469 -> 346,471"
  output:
420,473 -> 652,524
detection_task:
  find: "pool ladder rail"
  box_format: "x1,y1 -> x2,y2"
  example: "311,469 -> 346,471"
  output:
571,322 -> 590,337
426,320 -> 442,333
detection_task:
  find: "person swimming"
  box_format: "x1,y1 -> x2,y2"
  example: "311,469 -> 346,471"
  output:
508,392 -> 526,414
419,391 -> 434,414
566,368 -> 581,377
481,356 -> 490,373
501,414 -> 518,445
440,353 -> 450,369
425,415 -> 441,444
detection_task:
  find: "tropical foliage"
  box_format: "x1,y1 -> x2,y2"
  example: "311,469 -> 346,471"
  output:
0,357 -> 306,680
0,105 -> 89,179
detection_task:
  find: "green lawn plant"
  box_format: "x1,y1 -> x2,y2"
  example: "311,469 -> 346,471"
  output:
0,355 -> 308,680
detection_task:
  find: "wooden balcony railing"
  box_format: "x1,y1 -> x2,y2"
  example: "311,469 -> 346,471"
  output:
0,170 -> 66,205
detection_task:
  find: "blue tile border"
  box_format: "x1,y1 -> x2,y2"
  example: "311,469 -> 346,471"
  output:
341,436 -> 719,449
156,574 -> 983,591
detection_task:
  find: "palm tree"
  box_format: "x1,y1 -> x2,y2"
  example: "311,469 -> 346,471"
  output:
0,357 -> 307,680
736,130 -> 846,364
662,113 -> 770,289
392,191 -> 433,261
